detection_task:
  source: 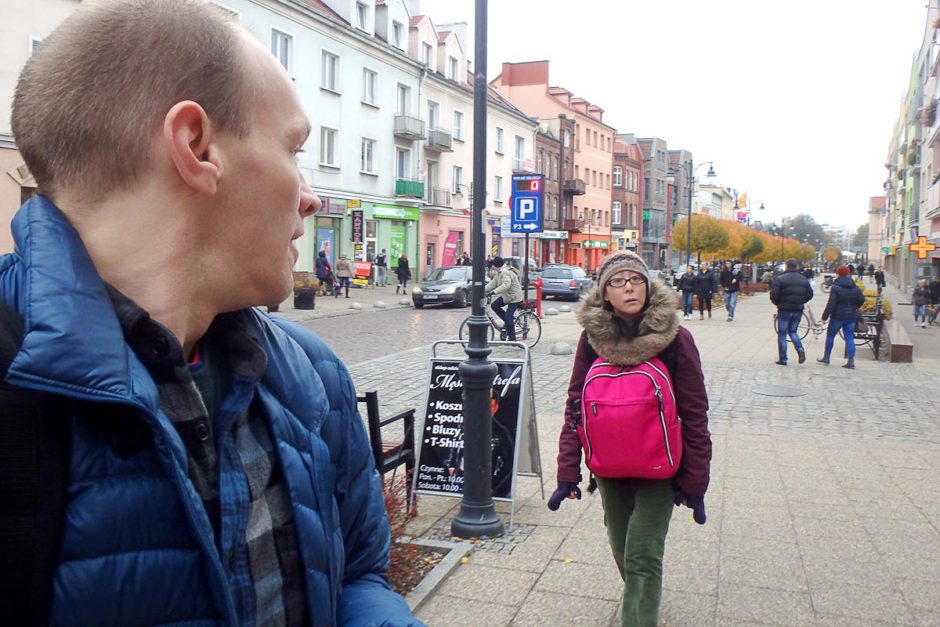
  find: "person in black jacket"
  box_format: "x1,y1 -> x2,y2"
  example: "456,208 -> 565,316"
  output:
929,276 -> 940,325
818,265 -> 865,368
874,266 -> 886,293
718,260 -> 744,322
677,264 -> 697,320
694,262 -> 716,320
769,259 -> 814,365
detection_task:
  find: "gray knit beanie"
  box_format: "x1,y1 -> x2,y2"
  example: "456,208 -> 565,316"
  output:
597,251 -> 650,289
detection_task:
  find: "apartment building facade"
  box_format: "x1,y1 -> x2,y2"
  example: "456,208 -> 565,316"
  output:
532,114 -> 576,265
611,138 -> 643,253
635,137 -> 670,269
491,61 -> 616,271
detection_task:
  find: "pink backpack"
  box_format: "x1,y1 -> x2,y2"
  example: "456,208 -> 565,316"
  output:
577,357 -> 682,479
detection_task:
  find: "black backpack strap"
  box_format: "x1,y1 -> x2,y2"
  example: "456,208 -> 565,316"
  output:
0,302 -> 71,625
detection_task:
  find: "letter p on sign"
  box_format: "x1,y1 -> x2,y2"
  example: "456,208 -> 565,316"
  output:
519,198 -> 536,219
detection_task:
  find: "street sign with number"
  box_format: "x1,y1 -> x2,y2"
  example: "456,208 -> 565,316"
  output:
510,174 -> 543,233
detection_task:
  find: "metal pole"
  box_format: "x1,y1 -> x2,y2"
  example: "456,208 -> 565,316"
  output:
686,162 -> 693,266
452,0 -> 503,540
524,232 -> 530,301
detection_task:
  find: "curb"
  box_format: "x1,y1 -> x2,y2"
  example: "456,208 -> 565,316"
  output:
402,537 -> 473,612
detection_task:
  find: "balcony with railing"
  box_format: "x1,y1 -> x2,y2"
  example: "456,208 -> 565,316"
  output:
426,128 -> 453,152
427,187 -> 452,207
395,178 -> 425,198
563,178 -> 586,195
394,114 -> 426,140
562,218 -> 585,232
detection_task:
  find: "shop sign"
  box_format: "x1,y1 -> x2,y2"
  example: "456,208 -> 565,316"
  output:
347,199 -> 361,208
325,197 -> 347,215
582,240 -> 610,249
351,210 -> 364,243
372,205 -> 419,221
540,230 -> 568,240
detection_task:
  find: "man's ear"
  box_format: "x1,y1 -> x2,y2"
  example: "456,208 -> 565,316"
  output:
163,101 -> 223,195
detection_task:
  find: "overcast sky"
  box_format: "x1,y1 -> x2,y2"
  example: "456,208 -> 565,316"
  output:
420,0 -> 928,232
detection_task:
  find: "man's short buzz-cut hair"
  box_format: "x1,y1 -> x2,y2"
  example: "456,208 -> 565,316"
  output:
785,258 -> 798,270
12,0 -> 251,199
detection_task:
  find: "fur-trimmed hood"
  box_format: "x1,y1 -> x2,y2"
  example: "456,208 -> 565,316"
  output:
576,278 -> 679,366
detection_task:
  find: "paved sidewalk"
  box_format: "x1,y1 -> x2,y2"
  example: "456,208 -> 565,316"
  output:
270,282 -> 414,324
344,285 -> 940,626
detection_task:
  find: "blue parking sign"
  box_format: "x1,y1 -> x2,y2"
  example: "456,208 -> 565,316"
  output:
510,174 -> 543,233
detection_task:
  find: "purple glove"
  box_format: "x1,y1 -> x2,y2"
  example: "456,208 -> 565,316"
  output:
547,481 -> 581,511
674,491 -> 707,525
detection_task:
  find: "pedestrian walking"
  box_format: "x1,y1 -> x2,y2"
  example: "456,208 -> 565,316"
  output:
875,266 -> 886,293
375,248 -> 388,286
395,253 -> 411,294
770,259 -> 814,365
548,252 -> 712,627
335,254 -> 352,298
457,252 -> 471,266
868,263 -> 876,282
928,276 -> 940,325
485,256 -> 523,340
694,262 -> 716,320
0,1 -> 419,623
719,260 -> 744,321
856,264 -> 865,282
913,279 -> 929,328
315,249 -> 334,296
818,265 -> 865,369
847,263 -> 855,276
677,264 -> 696,320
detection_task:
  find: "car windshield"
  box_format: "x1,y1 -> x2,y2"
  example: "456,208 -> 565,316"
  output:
542,267 -> 572,279
426,267 -> 467,281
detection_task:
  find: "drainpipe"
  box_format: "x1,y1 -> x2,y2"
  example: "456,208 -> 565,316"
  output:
416,64 -> 428,276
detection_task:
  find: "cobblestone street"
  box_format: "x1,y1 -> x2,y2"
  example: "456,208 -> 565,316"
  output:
285,282 -> 940,626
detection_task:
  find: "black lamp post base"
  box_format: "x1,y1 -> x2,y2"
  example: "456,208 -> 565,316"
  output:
451,500 -> 504,539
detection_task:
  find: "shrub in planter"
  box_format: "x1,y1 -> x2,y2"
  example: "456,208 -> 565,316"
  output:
861,289 -> 892,319
383,474 -> 421,594
293,272 -> 316,310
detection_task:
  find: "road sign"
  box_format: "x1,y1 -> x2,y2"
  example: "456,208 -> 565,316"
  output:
510,174 -> 543,233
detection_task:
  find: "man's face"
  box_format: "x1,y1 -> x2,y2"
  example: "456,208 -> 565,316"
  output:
211,35 -> 319,308
700,263 -> 707,272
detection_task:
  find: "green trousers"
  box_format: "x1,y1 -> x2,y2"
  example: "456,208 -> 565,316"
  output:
595,477 -> 675,627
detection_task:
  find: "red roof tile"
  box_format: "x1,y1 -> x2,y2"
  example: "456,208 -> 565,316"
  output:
409,15 -> 425,27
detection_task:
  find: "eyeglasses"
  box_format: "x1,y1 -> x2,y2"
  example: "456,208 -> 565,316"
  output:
607,276 -> 646,288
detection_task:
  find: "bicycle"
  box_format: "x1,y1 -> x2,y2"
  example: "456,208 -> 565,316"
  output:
772,305 -> 826,342
458,294 -> 542,348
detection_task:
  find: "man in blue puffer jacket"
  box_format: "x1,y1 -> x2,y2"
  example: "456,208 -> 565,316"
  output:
1,1 -> 422,625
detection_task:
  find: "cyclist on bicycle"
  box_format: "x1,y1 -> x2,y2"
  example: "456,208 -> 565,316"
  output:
486,256 -> 523,341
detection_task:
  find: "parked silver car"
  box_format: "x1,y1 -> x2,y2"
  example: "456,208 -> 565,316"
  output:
540,264 -> 592,300
411,265 -> 472,309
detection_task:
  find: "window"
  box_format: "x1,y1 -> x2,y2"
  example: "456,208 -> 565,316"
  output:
593,171 -> 598,187
494,176 -> 503,202
396,147 -> 411,179
448,56 -> 458,80
320,127 -> 338,167
593,131 -> 598,147
612,201 -> 622,224
537,150 -> 544,174
453,165 -> 463,193
613,166 -> 623,187
210,1 -> 239,20
563,130 -> 570,148
362,68 -> 377,105
427,100 -> 440,129
422,42 -> 433,65
396,83 -> 410,115
606,174 -> 611,189
392,21 -> 404,49
271,29 -> 292,74
321,51 -> 339,91
514,136 -> 525,161
355,1 -> 368,31
644,178 -> 649,201
553,155 -> 559,179
361,138 -> 376,173
495,128 -> 504,154
453,110 -> 464,141
585,127 -> 590,146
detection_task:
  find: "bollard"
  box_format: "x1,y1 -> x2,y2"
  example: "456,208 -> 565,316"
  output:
534,277 -> 543,318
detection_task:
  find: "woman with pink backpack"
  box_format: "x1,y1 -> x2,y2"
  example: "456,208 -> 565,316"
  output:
548,252 -> 712,627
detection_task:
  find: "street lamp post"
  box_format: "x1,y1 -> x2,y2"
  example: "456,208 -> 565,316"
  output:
685,161 -> 716,266
452,0 -> 504,540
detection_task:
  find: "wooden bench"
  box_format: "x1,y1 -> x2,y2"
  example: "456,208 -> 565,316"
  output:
357,391 -> 416,489
882,318 -> 913,363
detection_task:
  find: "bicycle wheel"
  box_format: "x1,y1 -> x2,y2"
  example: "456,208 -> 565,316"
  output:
512,311 -> 542,348
774,312 -> 810,342
458,316 -> 495,341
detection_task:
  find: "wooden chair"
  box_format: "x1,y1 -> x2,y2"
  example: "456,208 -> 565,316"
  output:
356,391 -> 416,491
